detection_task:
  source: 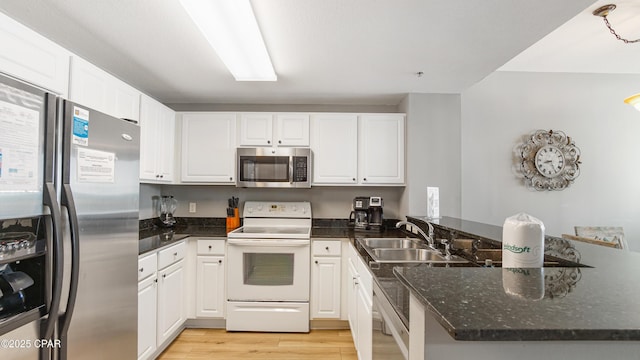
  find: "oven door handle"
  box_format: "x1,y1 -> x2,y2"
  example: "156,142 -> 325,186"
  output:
227,239 -> 310,246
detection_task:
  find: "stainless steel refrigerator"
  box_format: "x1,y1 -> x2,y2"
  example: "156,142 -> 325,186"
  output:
0,73 -> 139,360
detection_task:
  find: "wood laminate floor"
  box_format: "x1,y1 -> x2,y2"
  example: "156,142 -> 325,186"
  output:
158,328 -> 358,360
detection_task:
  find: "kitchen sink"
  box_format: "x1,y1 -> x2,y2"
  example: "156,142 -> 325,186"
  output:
359,238 -> 426,249
370,248 -> 467,264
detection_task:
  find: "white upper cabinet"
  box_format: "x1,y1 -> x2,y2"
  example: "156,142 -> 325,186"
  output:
311,114 -> 358,185
140,94 -> 175,183
181,112 -> 237,183
312,113 -> 405,186
358,114 -> 405,185
275,113 -> 310,146
239,113 -> 273,146
69,56 -> 140,121
239,112 -> 309,147
0,12 -> 70,96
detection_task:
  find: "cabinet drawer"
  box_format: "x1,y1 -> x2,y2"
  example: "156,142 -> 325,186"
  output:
158,241 -> 186,270
312,240 -> 341,256
197,239 -> 226,255
138,253 -> 157,281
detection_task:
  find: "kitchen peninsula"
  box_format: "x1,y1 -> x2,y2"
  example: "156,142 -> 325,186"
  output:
399,216 -> 640,360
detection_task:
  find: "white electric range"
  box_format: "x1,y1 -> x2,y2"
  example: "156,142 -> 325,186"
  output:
226,201 -> 312,333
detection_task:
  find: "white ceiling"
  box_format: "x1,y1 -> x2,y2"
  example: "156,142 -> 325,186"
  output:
2,0 -> 636,106
501,0 -> 640,74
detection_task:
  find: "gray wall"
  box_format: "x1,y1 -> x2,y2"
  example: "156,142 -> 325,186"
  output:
461,71 -> 640,249
140,184 -> 404,220
398,93 -> 461,219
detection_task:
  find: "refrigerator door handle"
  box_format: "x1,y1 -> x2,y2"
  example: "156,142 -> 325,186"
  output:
41,93 -> 63,349
58,184 -> 80,360
41,182 -> 63,340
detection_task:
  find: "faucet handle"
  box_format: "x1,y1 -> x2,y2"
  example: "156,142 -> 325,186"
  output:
440,239 -> 452,260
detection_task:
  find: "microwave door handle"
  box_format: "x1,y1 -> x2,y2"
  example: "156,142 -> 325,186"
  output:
289,156 -> 294,184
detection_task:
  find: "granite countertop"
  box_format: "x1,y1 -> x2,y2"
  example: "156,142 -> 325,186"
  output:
395,216 -> 640,341
138,218 -> 404,255
138,223 -> 228,255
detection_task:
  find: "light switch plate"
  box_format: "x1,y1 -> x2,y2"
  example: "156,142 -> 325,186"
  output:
189,202 -> 196,213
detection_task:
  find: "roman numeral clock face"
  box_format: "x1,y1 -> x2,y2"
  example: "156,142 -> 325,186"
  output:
517,129 -> 581,191
534,145 -> 564,177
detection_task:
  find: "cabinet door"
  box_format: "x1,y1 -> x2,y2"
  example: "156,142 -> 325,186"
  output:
157,260 -> 185,346
111,80 -> 141,122
69,56 -> 141,121
140,95 -> 175,182
346,257 -> 359,345
311,114 -> 358,184
356,284 -> 373,360
139,95 -> 161,181
239,113 -> 273,146
196,256 -> 225,318
0,12 -> 70,96
138,275 -> 157,360
69,56 -> 110,115
358,114 -> 405,185
311,256 -> 341,319
181,113 -> 236,183
156,105 -> 176,182
275,113 -> 309,146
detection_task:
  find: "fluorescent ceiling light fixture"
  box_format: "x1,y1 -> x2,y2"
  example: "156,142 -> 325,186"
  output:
179,0 -> 277,81
624,93 -> 640,111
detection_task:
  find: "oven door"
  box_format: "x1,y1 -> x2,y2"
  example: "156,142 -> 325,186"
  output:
227,239 -> 310,301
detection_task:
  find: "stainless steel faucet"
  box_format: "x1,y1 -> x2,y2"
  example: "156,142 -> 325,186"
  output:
395,220 -> 435,249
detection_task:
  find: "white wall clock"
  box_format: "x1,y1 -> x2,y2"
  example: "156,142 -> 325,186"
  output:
518,129 -> 581,191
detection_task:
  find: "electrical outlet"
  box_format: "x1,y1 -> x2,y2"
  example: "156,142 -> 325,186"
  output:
189,202 -> 196,213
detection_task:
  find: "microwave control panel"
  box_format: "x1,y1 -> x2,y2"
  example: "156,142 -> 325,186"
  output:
293,157 -> 308,182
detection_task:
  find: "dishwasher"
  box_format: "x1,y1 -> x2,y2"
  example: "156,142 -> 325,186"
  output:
372,279 -> 409,360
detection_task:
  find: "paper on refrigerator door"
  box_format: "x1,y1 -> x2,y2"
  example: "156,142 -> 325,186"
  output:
0,99 -> 40,192
427,187 -> 440,219
77,148 -> 115,183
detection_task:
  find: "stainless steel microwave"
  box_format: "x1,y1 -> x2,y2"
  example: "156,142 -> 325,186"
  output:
236,147 -> 311,188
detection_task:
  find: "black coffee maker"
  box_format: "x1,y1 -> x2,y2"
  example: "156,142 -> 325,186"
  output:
349,196 -> 384,232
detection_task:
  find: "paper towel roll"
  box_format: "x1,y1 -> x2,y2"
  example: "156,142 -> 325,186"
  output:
502,268 -> 545,300
502,213 -> 544,268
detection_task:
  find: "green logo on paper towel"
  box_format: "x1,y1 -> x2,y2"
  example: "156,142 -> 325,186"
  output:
506,268 -> 531,276
503,243 -> 531,254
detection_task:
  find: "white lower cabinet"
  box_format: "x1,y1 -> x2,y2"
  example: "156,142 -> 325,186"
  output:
137,241 -> 186,359
347,242 -> 373,360
137,253 -> 158,360
157,258 -> 186,345
195,238 -> 226,318
311,239 -> 342,319
137,274 -> 157,360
